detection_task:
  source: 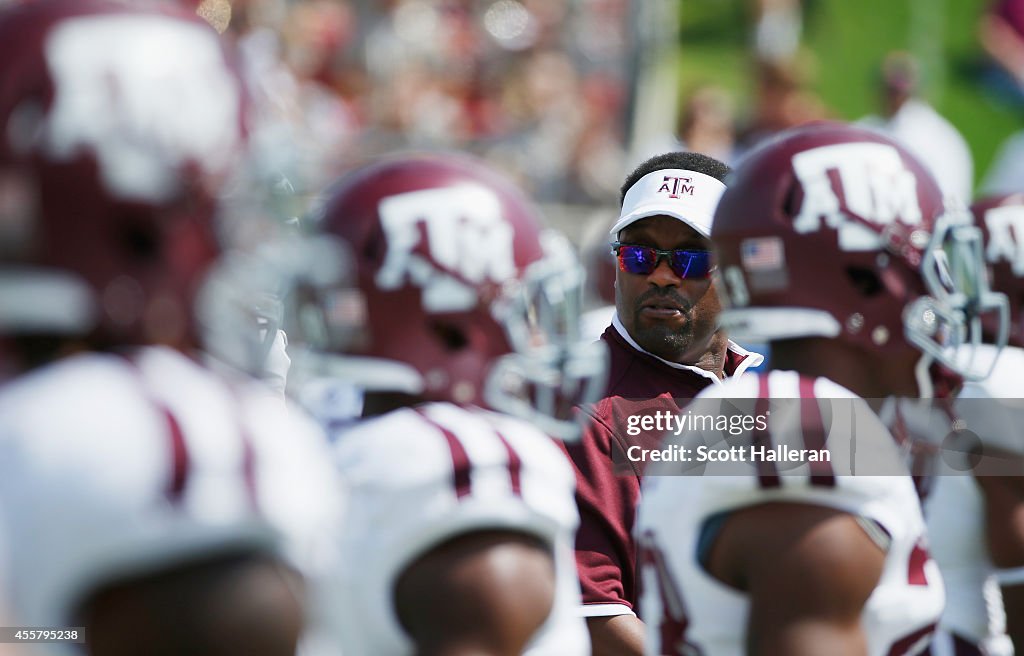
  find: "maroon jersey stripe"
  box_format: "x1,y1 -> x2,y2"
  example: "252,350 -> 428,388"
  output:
754,374 -> 780,488
493,430 -> 523,497
219,383 -> 264,511
798,377 -> 836,487
638,531 -> 690,656
164,408 -> 190,504
239,430 -> 259,508
887,622 -> 936,656
228,391 -> 261,510
123,356 -> 192,505
417,410 -> 472,498
908,541 -> 930,586
443,429 -> 472,498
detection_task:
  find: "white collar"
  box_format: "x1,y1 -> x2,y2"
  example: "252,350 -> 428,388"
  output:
611,313 -> 764,384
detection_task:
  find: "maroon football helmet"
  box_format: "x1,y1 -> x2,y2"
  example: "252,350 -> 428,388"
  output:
294,152 -> 607,439
971,194 -> 1024,348
581,214 -> 618,309
713,122 -> 1006,397
0,0 -> 249,357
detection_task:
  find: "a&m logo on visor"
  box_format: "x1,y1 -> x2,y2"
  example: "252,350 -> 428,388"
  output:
657,176 -> 695,199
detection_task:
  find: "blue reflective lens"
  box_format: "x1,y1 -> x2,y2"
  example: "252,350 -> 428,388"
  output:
614,244 -> 714,279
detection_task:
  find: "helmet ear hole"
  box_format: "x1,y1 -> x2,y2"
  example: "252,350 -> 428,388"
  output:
117,214 -> 161,262
362,225 -> 387,263
429,321 -> 469,352
783,180 -> 804,217
845,266 -> 884,298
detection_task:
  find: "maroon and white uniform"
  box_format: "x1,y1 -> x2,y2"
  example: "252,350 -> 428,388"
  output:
292,154 -> 604,654
331,402 -> 589,655
0,2 -> 337,649
565,316 -> 762,618
0,347 -> 344,653
914,194 -> 1024,656
904,344 -> 1024,656
637,370 -> 944,656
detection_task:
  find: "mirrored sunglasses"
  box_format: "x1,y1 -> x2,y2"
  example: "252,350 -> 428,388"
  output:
611,242 -> 715,279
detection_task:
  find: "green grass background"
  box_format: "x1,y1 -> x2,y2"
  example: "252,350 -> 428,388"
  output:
677,0 -> 1024,192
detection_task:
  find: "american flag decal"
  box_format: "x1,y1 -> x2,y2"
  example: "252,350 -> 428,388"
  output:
741,237 -> 784,271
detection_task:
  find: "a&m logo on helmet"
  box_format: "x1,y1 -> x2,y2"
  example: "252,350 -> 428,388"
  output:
40,14 -> 242,202
982,204 -> 1024,276
792,142 -> 922,251
375,184 -> 516,313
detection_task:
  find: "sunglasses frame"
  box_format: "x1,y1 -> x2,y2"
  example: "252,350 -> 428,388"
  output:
610,241 -> 716,280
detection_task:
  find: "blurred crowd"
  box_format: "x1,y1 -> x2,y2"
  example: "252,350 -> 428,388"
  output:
642,0 -> 1024,206
219,0 -> 632,205
196,0 -> 1024,224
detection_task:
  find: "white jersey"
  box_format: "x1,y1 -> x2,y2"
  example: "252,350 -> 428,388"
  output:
637,370 -> 943,656
0,348 -> 344,652
955,344 -> 1024,452
916,345 -> 1024,655
330,402 -> 589,656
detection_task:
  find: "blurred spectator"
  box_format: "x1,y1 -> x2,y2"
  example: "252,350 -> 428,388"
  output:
571,77 -> 625,194
981,130 -> 1024,195
229,0 -> 360,199
578,210 -> 619,342
859,52 -> 973,201
979,0 -> 1024,194
497,49 -> 587,201
979,0 -> 1024,105
753,0 -> 803,63
636,85 -> 738,168
736,56 -> 827,157
678,85 -> 738,165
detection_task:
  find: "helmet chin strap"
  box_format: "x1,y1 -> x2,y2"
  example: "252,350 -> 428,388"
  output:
914,353 -> 935,400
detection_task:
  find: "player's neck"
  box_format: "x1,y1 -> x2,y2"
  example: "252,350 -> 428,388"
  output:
681,329 -> 730,379
769,338 -> 886,399
1,335 -> 92,377
362,391 -> 428,417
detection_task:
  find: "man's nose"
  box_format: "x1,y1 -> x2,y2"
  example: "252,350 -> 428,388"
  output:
647,256 -> 682,287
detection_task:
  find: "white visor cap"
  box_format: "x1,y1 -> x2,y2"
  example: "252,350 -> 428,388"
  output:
610,169 -> 727,239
